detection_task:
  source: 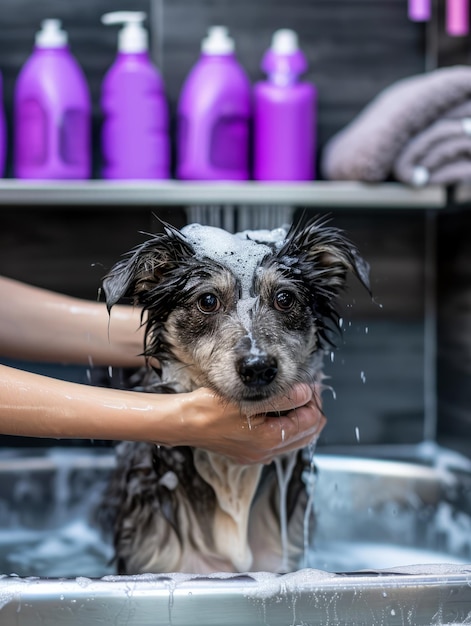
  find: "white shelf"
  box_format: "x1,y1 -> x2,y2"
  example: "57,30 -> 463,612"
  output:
0,180 -> 447,208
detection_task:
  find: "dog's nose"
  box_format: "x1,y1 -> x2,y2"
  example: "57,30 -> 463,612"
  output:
237,355 -> 278,387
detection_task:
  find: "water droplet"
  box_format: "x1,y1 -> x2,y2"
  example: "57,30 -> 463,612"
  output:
339,317 -> 343,328
330,351 -> 335,363
355,427 -> 361,443
360,371 -> 366,383
324,385 -> 337,401
108,366 -> 113,379
365,326 -> 369,334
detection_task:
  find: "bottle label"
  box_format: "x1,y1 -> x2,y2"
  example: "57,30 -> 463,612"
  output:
17,98 -> 47,166
210,115 -> 249,171
60,109 -> 89,166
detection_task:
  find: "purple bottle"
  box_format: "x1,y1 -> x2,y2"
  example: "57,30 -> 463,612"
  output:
177,26 -> 251,181
254,29 -> 317,181
101,12 -> 170,180
0,72 -> 6,177
408,0 -> 432,21
14,19 -> 91,179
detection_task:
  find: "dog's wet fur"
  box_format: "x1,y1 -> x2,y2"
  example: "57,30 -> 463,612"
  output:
100,218 -> 370,575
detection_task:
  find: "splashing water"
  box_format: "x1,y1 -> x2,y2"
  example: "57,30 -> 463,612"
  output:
303,441 -> 318,567
355,427 -> 361,443
323,384 -> 337,401
273,453 -> 298,572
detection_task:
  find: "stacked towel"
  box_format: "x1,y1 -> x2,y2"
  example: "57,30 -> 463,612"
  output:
321,65 -> 471,186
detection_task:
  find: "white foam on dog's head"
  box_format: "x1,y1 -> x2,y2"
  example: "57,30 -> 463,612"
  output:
182,224 -> 289,330
181,224 -> 287,296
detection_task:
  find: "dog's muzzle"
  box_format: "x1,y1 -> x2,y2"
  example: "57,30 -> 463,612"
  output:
237,355 -> 278,388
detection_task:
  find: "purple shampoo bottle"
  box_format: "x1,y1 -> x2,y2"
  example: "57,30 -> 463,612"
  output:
0,72 -> 6,177
101,11 -> 170,180
177,26 -> 251,181
14,19 -> 91,179
408,0 -> 432,21
254,29 -> 317,181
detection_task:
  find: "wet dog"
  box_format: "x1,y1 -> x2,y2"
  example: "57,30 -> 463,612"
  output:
100,218 -> 370,575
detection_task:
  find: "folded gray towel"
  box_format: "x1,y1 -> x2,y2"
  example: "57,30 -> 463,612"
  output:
321,65 -> 471,184
394,118 -> 471,186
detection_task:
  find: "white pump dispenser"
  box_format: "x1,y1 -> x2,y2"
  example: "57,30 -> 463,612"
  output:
35,19 -> 68,48
101,11 -> 148,53
100,10 -> 169,179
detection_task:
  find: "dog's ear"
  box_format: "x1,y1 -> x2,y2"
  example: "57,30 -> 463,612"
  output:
103,225 -> 194,312
279,218 -> 371,296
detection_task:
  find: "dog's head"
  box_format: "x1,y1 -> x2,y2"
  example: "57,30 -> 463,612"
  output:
103,219 -> 370,409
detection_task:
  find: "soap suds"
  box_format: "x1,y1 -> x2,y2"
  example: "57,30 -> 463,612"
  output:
182,224 -> 289,330
181,224 -> 287,298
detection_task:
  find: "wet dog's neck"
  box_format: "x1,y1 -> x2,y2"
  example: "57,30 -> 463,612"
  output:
193,449 -> 263,571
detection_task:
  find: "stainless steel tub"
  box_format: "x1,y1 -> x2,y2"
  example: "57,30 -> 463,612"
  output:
0,444 -> 470,625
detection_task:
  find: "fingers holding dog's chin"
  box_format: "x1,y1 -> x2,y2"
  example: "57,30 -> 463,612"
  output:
256,400 -> 326,455
180,385 -> 324,462
242,383 -> 314,418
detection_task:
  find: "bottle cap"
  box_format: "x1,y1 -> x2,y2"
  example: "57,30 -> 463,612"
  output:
102,11 -> 148,53
261,28 -> 307,79
201,26 -> 235,54
271,29 -> 299,55
35,19 -> 68,48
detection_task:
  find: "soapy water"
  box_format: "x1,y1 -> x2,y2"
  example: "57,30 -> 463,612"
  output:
0,511 -> 468,579
0,520 -> 114,578
0,449 -> 470,579
308,541 -> 469,573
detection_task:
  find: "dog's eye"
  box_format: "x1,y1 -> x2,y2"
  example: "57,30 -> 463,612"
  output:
274,290 -> 296,312
197,293 -> 221,314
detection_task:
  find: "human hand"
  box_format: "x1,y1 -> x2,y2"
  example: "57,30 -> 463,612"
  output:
175,384 -> 326,465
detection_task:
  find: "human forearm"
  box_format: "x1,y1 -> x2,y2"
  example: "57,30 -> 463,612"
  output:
0,364 -> 325,462
0,276 -> 144,367
0,364 -> 178,441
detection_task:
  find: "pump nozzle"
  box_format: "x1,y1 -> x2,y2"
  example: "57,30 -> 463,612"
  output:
101,11 -> 148,53
35,19 -> 68,48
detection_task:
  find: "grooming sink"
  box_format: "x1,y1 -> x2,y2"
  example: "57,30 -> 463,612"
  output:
0,445 -> 470,625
